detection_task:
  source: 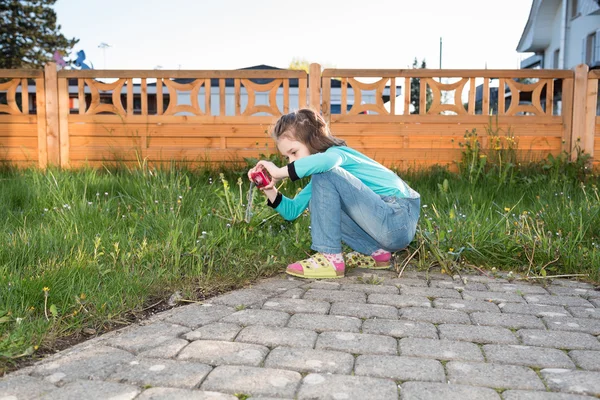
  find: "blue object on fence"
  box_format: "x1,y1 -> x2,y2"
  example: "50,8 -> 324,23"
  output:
74,50 -> 93,70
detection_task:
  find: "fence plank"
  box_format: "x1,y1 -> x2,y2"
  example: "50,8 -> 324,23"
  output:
58,78 -> 70,167
35,77 -> 48,168
43,63 -> 60,166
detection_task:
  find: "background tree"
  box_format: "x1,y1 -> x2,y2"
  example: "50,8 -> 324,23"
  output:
410,58 -> 433,114
289,58 -> 311,73
0,0 -> 79,69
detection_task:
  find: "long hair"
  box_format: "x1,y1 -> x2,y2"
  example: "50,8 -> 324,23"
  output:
271,108 -> 346,154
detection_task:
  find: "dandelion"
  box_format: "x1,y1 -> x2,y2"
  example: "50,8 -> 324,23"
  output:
80,293 -> 86,300
201,231 -> 207,235
504,207 -> 510,212
87,202 -> 92,205
96,193 -> 100,197
226,223 -> 231,228
43,208 -> 48,212
422,204 -> 428,208
43,287 -> 49,292
104,192 -> 108,196
178,195 -> 183,199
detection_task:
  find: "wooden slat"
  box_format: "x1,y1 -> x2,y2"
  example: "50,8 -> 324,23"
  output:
0,69 -> 43,78
483,78 -> 490,115
157,79 -> 163,115
309,63 -> 321,111
419,79 -> 426,114
141,78 -> 148,115
78,79 -> 85,114
234,79 -> 240,115
0,137 -> 38,146
341,78 -> 347,115
219,78 -> 225,116
205,78 -> 211,115
35,77 -> 47,167
561,78 -> 574,153
322,76 -> 331,123
404,77 -> 410,115
298,77 -> 307,108
0,123 -> 40,136
283,79 -> 289,114
389,78 -> 395,116
571,65 -> 589,158
498,79 -> 505,115
584,77 -> 598,157
44,64 -> 60,166
468,78 -> 475,114
546,79 -> 554,115
58,69 -> 307,79
322,69 -> 573,79
21,79 -> 29,114
58,78 -> 70,167
127,78 -> 133,115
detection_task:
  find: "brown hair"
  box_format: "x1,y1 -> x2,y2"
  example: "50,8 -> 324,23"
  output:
271,108 -> 346,154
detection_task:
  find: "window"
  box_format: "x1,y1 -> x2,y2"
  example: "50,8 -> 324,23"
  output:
584,31 -> 600,66
571,0 -> 579,18
553,49 -> 560,68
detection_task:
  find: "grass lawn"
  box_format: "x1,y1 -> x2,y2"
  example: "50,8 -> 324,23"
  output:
1,150 -> 599,374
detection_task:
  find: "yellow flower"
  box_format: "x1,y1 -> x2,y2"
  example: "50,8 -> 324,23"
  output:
504,207 -> 510,212
34,345 -> 39,350
72,311 -> 78,316
42,287 -> 50,292
449,248 -> 454,252
80,293 -> 86,300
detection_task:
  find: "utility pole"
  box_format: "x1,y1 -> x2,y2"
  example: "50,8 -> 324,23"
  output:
98,42 -> 111,69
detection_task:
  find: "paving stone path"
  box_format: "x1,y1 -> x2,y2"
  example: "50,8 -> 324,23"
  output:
2,268 -> 600,399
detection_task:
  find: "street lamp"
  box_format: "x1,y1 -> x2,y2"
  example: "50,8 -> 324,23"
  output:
98,43 -> 111,69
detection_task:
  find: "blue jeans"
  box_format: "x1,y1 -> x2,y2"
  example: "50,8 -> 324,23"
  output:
309,167 -> 420,254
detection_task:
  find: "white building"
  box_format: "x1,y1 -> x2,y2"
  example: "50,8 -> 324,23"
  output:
517,0 -> 600,69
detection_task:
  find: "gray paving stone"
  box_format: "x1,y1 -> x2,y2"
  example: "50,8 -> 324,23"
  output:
316,331 -> 398,355
301,281 -> 341,290
547,286 -> 598,297
297,373 -> 398,400
368,293 -> 431,308
400,286 -> 462,298
106,322 -> 190,354
541,368 -> 600,396
446,361 -> 545,390
471,311 -> 545,329
260,298 -> 330,314
340,283 -> 399,294
400,337 -> 484,361
400,307 -> 471,324
483,344 -> 575,368
264,346 -> 354,374
567,307 -> 600,319
462,290 -> 525,303
329,302 -> 398,319
502,390 -> 595,400
208,289 -> 273,308
434,298 -> 500,313
219,309 -> 290,327
427,272 -> 454,281
355,354 -> 444,381
519,329 -> 600,350
250,278 -> 305,292
138,338 -> 189,359
400,381 -> 501,400
486,283 -> 549,295
390,277 -> 428,287
136,387 -> 238,399
438,324 -> 519,344
235,325 -> 317,348
0,375 -> 57,399
30,344 -> 134,383
276,288 -> 305,299
590,298 -> 600,307
362,318 -> 438,339
183,323 -> 242,341
525,295 -> 594,308
303,288 -> 366,303
39,379 -> 140,400
107,358 -> 212,389
543,316 -> 600,335
568,350 -> 600,371
550,279 -> 595,289
499,303 -> 571,317
431,280 -> 489,291
164,304 -> 236,329
201,365 -> 301,398
177,340 -> 268,366
460,275 -> 508,284
287,313 -> 362,332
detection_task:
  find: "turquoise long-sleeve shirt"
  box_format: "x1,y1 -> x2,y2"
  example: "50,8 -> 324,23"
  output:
268,146 -> 420,221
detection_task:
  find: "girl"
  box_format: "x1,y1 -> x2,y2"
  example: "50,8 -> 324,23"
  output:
247,108 -> 420,279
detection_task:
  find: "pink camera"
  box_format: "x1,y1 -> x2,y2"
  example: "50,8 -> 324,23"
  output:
250,170 -> 271,188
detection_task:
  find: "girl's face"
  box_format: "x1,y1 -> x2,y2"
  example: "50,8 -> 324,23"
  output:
277,136 -> 311,163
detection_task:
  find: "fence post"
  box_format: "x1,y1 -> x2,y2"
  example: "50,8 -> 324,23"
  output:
309,63 -> 321,111
584,70 -> 597,161
43,63 -> 60,166
571,64 -> 590,160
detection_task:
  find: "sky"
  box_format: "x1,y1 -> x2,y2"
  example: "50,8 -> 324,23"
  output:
53,0 -> 535,71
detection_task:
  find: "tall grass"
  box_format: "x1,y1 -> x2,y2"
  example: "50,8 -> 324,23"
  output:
1,135 -> 599,374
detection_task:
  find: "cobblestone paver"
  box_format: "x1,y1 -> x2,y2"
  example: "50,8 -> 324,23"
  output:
3,268 -> 600,399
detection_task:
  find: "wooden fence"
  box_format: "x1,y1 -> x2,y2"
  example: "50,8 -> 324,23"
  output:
0,63 -> 598,171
